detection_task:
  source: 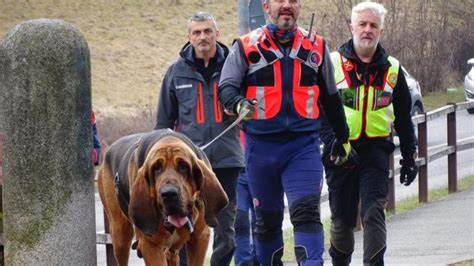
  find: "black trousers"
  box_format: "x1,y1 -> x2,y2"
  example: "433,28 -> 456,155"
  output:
325,141 -> 394,266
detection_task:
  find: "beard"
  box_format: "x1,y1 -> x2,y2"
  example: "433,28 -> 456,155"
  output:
277,17 -> 296,30
196,43 -> 211,53
356,36 -> 379,50
269,5 -> 297,30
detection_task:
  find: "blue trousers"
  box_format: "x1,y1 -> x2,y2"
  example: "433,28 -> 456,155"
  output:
245,133 -> 325,266
234,170 -> 258,266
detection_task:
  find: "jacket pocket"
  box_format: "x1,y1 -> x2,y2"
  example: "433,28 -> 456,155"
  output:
174,78 -> 202,123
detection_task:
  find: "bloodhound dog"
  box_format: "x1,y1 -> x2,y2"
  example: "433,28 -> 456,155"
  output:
98,129 -> 228,265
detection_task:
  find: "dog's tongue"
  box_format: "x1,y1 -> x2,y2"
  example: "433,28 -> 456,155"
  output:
167,215 -> 189,228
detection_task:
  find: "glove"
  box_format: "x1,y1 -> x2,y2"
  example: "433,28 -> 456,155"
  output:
324,142 -> 358,168
345,147 -> 359,169
330,140 -> 351,166
400,156 -> 418,186
236,99 -> 257,120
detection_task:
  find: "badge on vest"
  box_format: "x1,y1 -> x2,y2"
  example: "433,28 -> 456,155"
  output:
387,73 -> 397,88
309,51 -> 321,68
376,91 -> 392,108
343,60 -> 354,71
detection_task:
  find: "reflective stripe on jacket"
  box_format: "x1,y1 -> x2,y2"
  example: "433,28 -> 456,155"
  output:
155,42 -> 244,168
331,51 -> 399,140
238,26 -> 324,130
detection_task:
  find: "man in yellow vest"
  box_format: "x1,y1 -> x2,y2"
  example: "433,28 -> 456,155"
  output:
320,2 -> 418,265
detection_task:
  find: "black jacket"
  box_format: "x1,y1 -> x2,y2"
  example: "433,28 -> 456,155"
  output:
321,40 -> 417,159
155,42 -> 244,169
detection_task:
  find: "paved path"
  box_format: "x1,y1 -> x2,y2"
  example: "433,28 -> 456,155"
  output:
368,187 -> 474,265
285,188 -> 474,265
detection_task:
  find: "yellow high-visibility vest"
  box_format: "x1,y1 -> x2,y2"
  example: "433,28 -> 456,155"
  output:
331,51 -> 399,140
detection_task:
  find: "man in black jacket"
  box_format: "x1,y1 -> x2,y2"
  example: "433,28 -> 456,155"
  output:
321,2 -> 418,265
155,12 -> 243,266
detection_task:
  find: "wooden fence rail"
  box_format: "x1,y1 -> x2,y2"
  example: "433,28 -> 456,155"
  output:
387,101 -> 474,211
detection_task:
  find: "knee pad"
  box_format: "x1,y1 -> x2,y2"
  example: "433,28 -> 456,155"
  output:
254,209 -> 283,242
330,217 -> 355,255
289,194 -> 322,232
362,198 -> 386,262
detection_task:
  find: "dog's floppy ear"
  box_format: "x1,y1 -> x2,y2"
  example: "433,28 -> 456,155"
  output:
194,159 -> 229,227
192,157 -> 204,191
129,168 -> 161,236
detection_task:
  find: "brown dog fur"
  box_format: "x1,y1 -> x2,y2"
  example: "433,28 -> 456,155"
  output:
98,130 -> 228,265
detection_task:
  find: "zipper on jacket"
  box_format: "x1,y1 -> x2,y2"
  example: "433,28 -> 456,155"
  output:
360,68 -> 377,137
281,45 -> 293,131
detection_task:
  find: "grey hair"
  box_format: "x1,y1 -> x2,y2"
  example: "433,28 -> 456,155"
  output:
187,12 -> 218,32
351,1 -> 387,26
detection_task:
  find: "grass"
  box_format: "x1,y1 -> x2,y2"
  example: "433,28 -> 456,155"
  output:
0,0 -> 336,117
387,174 -> 474,218
422,88 -> 466,112
280,174 -> 474,262
0,0 -> 240,116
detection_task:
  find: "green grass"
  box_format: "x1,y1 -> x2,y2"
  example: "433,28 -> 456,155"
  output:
422,88 -> 466,112
280,174 -> 474,262
0,0 -> 336,116
5,1 -> 468,118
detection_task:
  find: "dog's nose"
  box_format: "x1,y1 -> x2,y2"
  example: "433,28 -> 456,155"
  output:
160,185 -> 179,201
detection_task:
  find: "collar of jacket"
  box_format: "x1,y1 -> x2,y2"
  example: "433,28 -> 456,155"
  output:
179,41 -> 229,68
338,39 -> 391,87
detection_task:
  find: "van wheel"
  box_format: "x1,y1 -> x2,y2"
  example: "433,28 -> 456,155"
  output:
468,107 -> 474,114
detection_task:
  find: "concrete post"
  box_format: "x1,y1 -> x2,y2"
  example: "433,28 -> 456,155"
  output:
0,19 -> 96,265
238,0 -> 250,35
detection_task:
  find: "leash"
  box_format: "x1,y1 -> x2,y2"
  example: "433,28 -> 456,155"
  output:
200,108 -> 249,150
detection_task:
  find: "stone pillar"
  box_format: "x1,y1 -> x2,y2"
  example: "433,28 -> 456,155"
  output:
0,19 -> 96,265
